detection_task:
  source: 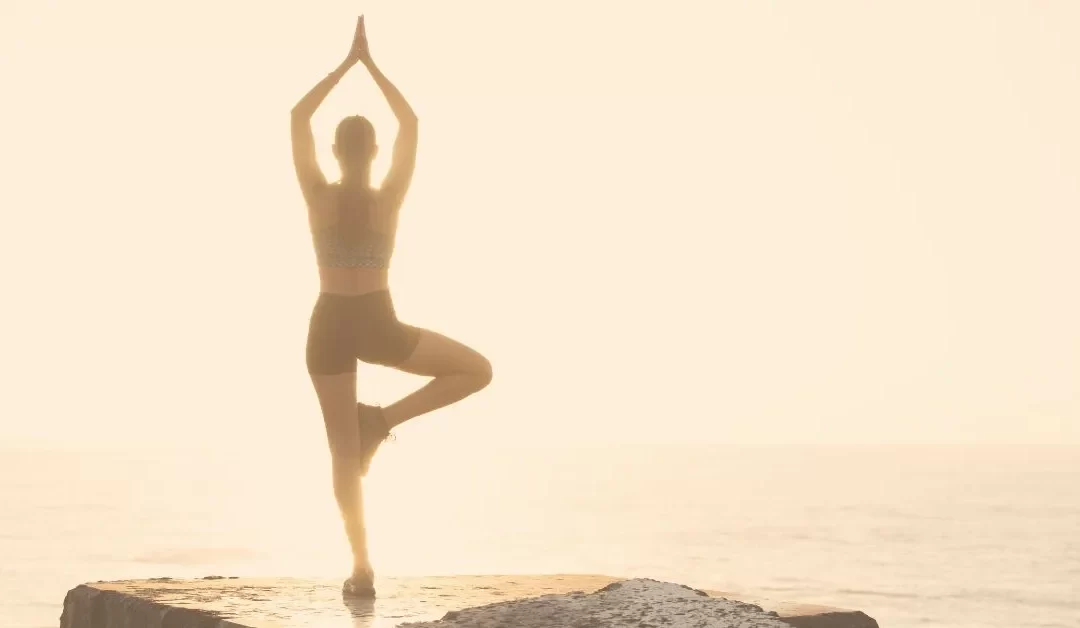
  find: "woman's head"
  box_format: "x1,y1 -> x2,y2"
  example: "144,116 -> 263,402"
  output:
333,115 -> 377,177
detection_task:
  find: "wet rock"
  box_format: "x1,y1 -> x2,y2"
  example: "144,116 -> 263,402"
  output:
59,574 -> 879,628
400,579 -> 796,628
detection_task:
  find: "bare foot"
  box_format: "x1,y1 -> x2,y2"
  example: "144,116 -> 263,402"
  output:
343,565 -> 376,598
356,403 -> 391,476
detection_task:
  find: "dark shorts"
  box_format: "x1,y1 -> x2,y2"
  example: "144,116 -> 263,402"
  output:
306,290 -> 421,374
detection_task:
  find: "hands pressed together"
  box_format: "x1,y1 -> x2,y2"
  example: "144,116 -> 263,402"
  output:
342,15 -> 373,69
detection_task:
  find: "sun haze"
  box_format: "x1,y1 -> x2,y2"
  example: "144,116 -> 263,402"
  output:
0,0 -> 1077,450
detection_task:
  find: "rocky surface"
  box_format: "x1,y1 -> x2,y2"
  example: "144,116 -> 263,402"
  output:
400,579 -> 792,628
60,574 -> 879,628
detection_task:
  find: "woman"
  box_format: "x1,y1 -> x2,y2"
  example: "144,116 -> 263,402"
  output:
291,16 -> 493,598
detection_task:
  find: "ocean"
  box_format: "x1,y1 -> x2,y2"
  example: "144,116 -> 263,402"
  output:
1,444 -> 1076,628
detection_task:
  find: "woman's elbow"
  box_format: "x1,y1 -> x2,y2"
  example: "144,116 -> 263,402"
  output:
399,110 -> 419,128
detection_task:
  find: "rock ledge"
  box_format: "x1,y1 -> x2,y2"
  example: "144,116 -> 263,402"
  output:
60,574 -> 879,628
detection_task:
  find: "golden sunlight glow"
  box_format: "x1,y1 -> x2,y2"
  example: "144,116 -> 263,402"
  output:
2,7 -> 1079,628
0,0 -> 1078,456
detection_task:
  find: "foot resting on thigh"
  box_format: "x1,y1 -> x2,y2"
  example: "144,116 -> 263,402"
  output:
357,403 -> 392,476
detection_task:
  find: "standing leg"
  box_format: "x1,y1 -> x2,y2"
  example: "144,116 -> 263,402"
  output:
310,370 -> 374,595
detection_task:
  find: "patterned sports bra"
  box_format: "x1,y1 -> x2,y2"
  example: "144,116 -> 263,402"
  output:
311,186 -> 393,270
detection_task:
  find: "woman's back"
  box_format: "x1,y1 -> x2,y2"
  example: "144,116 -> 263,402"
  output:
310,184 -> 396,295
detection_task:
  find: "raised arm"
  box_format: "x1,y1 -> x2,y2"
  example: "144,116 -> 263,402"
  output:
290,67 -> 344,205
354,19 -> 419,206
290,19 -> 367,206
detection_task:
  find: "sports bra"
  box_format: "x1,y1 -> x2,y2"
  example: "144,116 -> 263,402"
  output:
311,187 -> 393,270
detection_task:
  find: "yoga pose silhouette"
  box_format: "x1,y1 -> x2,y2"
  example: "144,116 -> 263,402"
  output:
291,16 -> 492,598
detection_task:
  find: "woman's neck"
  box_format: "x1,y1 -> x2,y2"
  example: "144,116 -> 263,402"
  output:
339,169 -> 372,190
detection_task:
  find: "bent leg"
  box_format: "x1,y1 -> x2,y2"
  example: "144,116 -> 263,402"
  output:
381,327 -> 493,430
310,371 -> 372,582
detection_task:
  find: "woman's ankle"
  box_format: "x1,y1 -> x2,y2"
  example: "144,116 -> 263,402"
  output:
381,406 -> 404,430
352,564 -> 374,581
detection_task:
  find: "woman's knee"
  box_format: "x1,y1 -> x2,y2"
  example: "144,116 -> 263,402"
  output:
469,354 -> 493,391
330,448 -> 364,482
396,329 -> 492,389
329,442 -> 363,468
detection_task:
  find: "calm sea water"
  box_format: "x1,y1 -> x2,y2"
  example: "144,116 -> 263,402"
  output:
1,444 -> 1076,628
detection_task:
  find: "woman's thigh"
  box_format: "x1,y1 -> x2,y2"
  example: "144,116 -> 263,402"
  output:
392,327 -> 492,379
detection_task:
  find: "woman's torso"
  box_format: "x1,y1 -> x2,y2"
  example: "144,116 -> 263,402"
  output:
310,183 -> 398,295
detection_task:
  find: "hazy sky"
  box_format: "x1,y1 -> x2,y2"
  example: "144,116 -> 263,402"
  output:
1,1 -> 1077,449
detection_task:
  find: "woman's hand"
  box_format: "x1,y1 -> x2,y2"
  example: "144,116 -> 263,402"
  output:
343,16 -> 372,67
